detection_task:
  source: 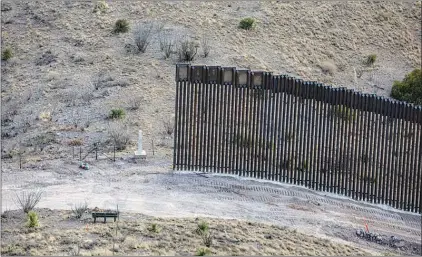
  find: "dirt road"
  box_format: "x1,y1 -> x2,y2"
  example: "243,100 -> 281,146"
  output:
1,158 -> 421,255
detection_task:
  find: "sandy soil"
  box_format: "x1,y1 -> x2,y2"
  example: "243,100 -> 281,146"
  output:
2,157 -> 421,255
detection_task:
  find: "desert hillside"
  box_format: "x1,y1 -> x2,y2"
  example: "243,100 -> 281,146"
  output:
1,1 -> 421,164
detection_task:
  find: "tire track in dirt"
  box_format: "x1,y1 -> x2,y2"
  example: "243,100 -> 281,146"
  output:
157,172 -> 421,241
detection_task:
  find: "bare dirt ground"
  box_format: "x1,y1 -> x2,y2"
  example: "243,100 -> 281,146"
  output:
2,157 -> 421,256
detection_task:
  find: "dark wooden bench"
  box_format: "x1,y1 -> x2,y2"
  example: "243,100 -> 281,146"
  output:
92,212 -> 119,223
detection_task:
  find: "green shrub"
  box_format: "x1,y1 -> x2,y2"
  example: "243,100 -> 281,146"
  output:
391,69 -> 422,106
364,54 -> 377,66
2,47 -> 13,61
196,248 -> 211,256
27,211 -> 39,228
239,18 -> 256,30
148,223 -> 160,233
196,221 -> 209,235
114,19 -> 129,33
109,108 -> 125,119
93,0 -> 109,13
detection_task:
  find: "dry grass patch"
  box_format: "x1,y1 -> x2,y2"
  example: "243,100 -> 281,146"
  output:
1,210 -> 378,256
320,60 -> 337,75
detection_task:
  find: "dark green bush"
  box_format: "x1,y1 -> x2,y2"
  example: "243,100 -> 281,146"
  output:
364,54 -> 377,66
114,19 -> 129,33
2,47 -> 13,61
391,69 -> 422,106
109,108 -> 125,119
239,18 -> 256,30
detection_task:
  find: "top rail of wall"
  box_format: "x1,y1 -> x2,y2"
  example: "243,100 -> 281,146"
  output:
175,64 -> 422,124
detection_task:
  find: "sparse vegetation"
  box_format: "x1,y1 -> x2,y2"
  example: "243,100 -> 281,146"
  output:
39,111 -> 52,121
201,231 -> 213,247
27,132 -> 58,151
109,108 -> 126,119
364,54 -> 377,67
177,35 -> 199,62
239,17 -> 256,30
68,138 -> 83,146
196,248 -> 212,256
320,61 -> 337,75
71,202 -> 88,219
36,50 -> 57,66
14,190 -> 43,213
114,19 -> 130,33
0,211 -> 379,256
133,22 -> 154,53
148,223 -> 160,233
201,36 -> 211,58
107,121 -> 130,150
159,31 -> 175,59
93,0 -> 109,13
196,221 -> 209,235
163,117 -> 174,136
69,244 -> 81,256
2,47 -> 13,61
128,97 -> 142,110
391,69 -> 422,106
196,221 -> 213,247
27,211 -> 39,228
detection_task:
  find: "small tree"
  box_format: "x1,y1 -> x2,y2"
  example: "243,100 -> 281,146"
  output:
108,121 -> 130,150
14,190 -> 43,213
201,36 -> 211,58
391,69 -> 422,106
160,32 -> 175,59
133,23 -> 154,53
114,19 -> 130,33
177,35 -> 198,62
